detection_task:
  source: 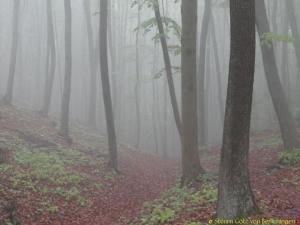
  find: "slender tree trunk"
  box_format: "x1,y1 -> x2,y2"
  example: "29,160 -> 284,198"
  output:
285,0 -> 300,73
99,0 -> 118,170
41,0 -> 56,116
3,0 -> 20,104
108,1 -> 117,110
59,0 -> 72,138
181,0 -> 204,182
135,0 -> 141,149
83,0 -> 97,128
152,43 -> 159,155
153,0 -> 182,138
198,0 -> 211,149
281,11 -> 291,102
217,0 -> 258,218
210,14 -> 225,123
256,0 -> 300,150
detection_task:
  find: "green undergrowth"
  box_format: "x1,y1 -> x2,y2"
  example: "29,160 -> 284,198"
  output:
279,148 -> 300,166
259,135 -> 282,149
0,131 -> 103,209
130,175 -> 217,225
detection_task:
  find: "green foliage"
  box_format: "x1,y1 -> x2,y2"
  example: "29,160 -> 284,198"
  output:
279,149 -> 300,166
2,144 -> 90,206
135,16 -> 181,43
190,184 -> 217,204
260,32 -> 295,48
14,150 -> 86,185
135,179 -> 217,225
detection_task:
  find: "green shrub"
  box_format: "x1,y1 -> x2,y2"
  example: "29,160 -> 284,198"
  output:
279,149 -> 300,166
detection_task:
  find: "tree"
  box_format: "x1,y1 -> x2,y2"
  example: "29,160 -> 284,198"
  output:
135,0 -> 141,149
3,0 -> 20,104
153,0 -> 182,138
99,0 -> 118,170
198,0 -> 211,149
181,0 -> 204,182
59,0 -> 72,138
210,14 -> 225,123
83,0 -> 97,128
255,0 -> 300,150
285,0 -> 300,73
217,0 -> 258,218
40,0 -> 56,116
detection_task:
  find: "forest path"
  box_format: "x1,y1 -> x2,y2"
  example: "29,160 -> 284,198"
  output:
0,105 -> 179,225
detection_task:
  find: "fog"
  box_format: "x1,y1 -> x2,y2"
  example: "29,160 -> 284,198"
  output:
0,0 -> 299,157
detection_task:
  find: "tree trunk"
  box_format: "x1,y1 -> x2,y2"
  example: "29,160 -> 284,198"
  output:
59,0 -> 72,138
217,0 -> 258,218
210,14 -> 225,123
255,0 -> 300,150
135,0 -> 141,149
281,11 -> 291,102
153,0 -> 182,138
285,0 -> 300,73
83,0 -> 97,128
3,0 -> 20,104
198,0 -> 211,149
181,0 -> 204,182
41,0 -> 56,116
99,0 -> 118,170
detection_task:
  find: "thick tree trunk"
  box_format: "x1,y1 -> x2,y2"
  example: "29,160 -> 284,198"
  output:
99,0 -> 118,170
181,0 -> 204,182
3,0 -> 20,104
41,0 -> 56,116
255,0 -> 300,150
153,0 -> 182,138
198,0 -> 211,149
59,0 -> 72,138
217,0 -> 258,218
83,0 -> 97,128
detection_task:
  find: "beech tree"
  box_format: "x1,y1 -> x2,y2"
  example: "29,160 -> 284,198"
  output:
59,0 -> 72,138
217,0 -> 258,218
255,0 -> 300,150
198,0 -> 211,149
181,0 -> 204,182
99,0 -> 118,170
3,0 -> 20,105
83,0 -> 97,128
153,0 -> 182,138
40,0 -> 56,116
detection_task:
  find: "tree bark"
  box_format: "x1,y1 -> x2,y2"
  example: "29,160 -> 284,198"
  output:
181,0 -> 204,182
99,0 -> 118,170
217,0 -> 258,218
256,0 -> 300,150
3,0 -> 20,104
198,0 -> 211,149
59,0 -> 72,138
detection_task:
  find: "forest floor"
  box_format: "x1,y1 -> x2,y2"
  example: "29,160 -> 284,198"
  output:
0,105 -> 299,225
